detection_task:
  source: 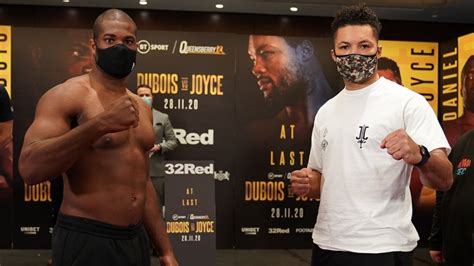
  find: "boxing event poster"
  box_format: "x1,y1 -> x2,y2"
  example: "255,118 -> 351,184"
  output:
0,25 -> 12,248
10,27 -> 92,248
378,40 -> 439,246
131,31 -> 237,248
439,38 -> 459,127
457,33 -> 474,118
440,33 -> 474,147
164,161 -> 216,266
379,40 -> 439,113
233,35 -> 338,248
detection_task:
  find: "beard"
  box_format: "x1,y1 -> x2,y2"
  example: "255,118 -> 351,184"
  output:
264,81 -> 306,117
464,89 -> 474,113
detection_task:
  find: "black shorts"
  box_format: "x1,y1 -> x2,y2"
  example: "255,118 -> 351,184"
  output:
312,243 -> 413,266
52,213 -> 150,266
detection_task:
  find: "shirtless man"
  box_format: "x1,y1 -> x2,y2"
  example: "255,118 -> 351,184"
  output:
19,9 -> 178,266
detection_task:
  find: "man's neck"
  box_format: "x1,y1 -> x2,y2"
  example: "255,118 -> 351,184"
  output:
344,73 -> 380,91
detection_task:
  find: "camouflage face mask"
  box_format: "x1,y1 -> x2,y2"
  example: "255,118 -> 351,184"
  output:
335,53 -> 377,83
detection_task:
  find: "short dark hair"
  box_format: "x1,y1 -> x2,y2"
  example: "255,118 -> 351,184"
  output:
137,84 -> 152,91
93,9 -> 136,40
331,3 -> 382,40
378,57 -> 402,84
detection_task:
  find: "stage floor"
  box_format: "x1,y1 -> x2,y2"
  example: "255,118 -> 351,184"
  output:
0,248 -> 437,265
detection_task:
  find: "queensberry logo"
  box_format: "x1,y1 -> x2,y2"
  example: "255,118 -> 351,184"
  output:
456,158 -> 471,176
178,41 -> 225,55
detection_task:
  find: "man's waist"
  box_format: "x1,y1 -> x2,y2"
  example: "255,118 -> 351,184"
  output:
56,212 -> 144,240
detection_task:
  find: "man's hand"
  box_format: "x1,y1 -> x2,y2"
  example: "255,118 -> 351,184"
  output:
150,144 -> 161,154
380,128 -> 422,165
290,168 -> 313,197
159,254 -> 179,266
98,94 -> 139,133
429,250 -> 444,263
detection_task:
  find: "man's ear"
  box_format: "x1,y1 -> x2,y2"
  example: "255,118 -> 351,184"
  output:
376,46 -> 382,59
89,38 -> 96,50
297,40 -> 314,62
330,49 -> 336,62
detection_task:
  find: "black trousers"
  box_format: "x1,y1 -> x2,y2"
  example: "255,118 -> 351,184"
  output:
312,243 -> 413,266
52,213 -> 150,266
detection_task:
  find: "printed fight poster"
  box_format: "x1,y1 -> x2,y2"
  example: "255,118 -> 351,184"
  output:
0,25 -> 12,248
165,161 -> 216,266
378,40 -> 439,247
11,27 -> 92,248
234,35 -> 337,248
133,31 -> 236,248
441,33 -> 474,146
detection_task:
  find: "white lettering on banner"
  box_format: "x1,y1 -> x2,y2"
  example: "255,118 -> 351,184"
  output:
172,214 -> 187,221
268,228 -> 290,234
20,227 -> 40,235
165,163 -> 214,175
241,227 -> 260,235
174,129 -> 214,145
189,214 -> 210,220
214,170 -> 230,181
137,39 -> 169,54
295,228 -> 313,233
178,40 -> 225,55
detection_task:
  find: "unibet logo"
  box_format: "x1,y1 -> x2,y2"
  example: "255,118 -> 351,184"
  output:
174,129 -> 214,145
20,227 -> 40,235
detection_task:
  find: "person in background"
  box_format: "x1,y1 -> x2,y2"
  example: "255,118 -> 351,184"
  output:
429,129 -> 474,265
136,84 -> 178,210
377,57 -> 402,85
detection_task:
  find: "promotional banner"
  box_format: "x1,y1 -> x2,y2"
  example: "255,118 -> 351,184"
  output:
378,40 -> 439,246
133,31 -> 236,248
441,33 -> 474,146
0,25 -> 12,248
379,40 -> 439,113
11,27 -> 92,248
234,35 -> 337,248
165,161 -> 216,266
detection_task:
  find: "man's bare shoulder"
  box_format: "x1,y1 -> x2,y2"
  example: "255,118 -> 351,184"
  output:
42,75 -> 91,101
35,75 -> 92,116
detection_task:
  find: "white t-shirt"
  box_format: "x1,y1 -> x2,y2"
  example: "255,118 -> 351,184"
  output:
308,77 -> 450,253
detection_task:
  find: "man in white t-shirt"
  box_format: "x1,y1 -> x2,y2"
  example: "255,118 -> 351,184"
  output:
290,4 -> 453,266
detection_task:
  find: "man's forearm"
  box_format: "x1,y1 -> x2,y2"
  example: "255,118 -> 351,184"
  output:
307,169 -> 322,199
19,118 -> 107,184
419,150 -> 453,191
143,181 -> 175,257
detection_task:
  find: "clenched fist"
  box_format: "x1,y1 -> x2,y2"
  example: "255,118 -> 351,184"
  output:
98,94 -> 140,133
380,128 -> 422,165
290,168 -> 313,197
